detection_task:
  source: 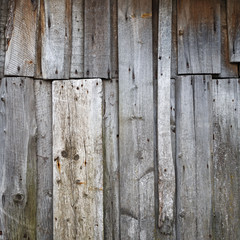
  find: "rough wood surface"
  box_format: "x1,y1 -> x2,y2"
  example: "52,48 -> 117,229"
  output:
35,80 -> 53,240
53,79 -> 103,240
103,79 -> 120,240
0,77 -> 37,239
227,0 -> 240,62
118,0 -> 155,238
157,0 -> 175,236
177,0 -> 221,74
176,76 -> 213,239
84,0 -> 111,79
40,0 -> 71,79
70,0 -> 84,78
212,79 -> 240,240
4,0 -> 38,77
171,0 -> 177,78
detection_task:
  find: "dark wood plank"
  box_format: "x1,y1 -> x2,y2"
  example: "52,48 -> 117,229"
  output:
177,0 -> 221,74
0,77 -> 37,239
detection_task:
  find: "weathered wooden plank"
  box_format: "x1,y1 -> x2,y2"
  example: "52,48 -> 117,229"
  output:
177,0 -> 221,74
4,0 -> 38,77
84,0 -> 111,79
35,80 -> 53,240
0,77 -> 37,239
212,79 -> 240,240
0,0 -> 8,78
70,0 -> 84,78
53,79 -> 103,239
118,0 -> 155,239
176,76 -> 213,239
227,0 -> 240,62
40,0 -> 71,79
157,0 -> 175,236
171,0 -> 177,78
103,79 -> 119,239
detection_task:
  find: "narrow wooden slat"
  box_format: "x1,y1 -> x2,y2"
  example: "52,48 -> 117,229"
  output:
40,0 -> 71,79
35,80 -> 53,240
227,0 -> 240,62
212,79 -> 240,239
103,79 -> 120,239
118,0 -> 155,238
177,0 -> 221,74
176,76 -> 212,239
0,77 -> 37,239
4,0 -> 38,77
53,79 -> 103,239
157,0 -> 175,236
171,0 -> 177,78
84,0 -> 111,79
70,0 -> 84,78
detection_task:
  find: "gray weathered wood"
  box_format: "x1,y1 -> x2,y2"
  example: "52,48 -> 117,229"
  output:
40,0 -> 71,79
103,79 -> 120,240
84,0 -> 111,79
35,80 -> 53,240
53,79 -> 103,239
118,0 -> 155,239
4,0 -> 38,77
177,0 -> 221,74
212,79 -> 240,240
157,0 -> 175,236
227,0 -> 240,62
0,77 -> 37,239
171,0 -> 177,78
176,76 -> 213,239
70,0 -> 84,78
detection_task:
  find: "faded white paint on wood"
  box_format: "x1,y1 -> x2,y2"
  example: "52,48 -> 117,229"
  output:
53,79 -> 103,240
0,77 -> 37,239
40,0 -> 71,79
227,0 -> 240,62
4,0 -> 38,77
103,79 -> 120,239
35,80 -> 53,240
157,0 -> 175,235
177,0 -> 221,74
212,79 -> 240,239
118,0 -> 155,239
176,76 -> 212,239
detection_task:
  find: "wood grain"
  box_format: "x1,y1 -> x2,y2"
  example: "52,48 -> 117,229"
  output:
53,79 -> 103,239
0,77 -> 37,239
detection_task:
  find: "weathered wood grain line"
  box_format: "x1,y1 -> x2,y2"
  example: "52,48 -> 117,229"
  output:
103,79 -> 120,239
53,79 -> 103,239
177,0 -> 221,74
4,0 -> 38,77
35,80 -> 53,240
84,0 -> 111,79
40,0 -> 72,79
118,0 -> 155,239
157,0 -> 175,237
171,0 -> 177,78
212,79 -> 240,240
227,0 -> 240,62
0,77 -> 37,239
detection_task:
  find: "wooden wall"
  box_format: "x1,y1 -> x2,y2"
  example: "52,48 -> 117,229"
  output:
0,0 -> 239,239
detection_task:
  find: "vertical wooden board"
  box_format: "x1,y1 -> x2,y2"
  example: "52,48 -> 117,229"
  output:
227,0 -> 240,62
171,0 -> 177,78
40,0 -> 71,79
84,0 -> 111,79
118,0 -> 155,239
53,79 -> 103,240
35,80 -> 53,240
4,0 -> 38,77
103,79 -> 120,239
212,79 -> 240,240
0,0 -> 8,78
218,0 -> 238,78
0,78 -> 37,239
70,0 -> 84,78
177,0 -> 221,74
